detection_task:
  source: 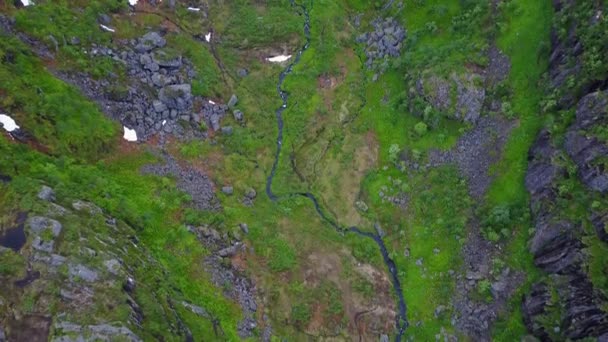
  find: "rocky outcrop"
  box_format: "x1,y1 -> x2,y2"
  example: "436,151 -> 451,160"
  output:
413,72 -> 486,124
189,225 -> 260,339
522,123 -> 608,339
356,17 -> 406,71
0,22 -> 232,141
548,0 -> 607,107
564,91 -> 608,194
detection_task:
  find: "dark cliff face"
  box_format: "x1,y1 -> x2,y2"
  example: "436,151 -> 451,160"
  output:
522,1 -> 608,339
522,6 -> 608,336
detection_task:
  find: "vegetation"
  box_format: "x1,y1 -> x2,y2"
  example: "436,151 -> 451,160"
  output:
1,0 -> 605,340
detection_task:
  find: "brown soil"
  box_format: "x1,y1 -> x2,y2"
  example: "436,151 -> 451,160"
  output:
302,250 -> 396,339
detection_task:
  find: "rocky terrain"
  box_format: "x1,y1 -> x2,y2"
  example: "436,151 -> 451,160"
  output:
0,0 -> 607,341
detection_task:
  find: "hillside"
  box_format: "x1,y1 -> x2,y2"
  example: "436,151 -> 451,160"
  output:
0,0 -> 606,341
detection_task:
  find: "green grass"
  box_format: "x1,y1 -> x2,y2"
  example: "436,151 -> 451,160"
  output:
0,34 -> 117,160
486,0 -> 553,338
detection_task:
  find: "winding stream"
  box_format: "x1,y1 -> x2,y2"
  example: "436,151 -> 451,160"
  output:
264,1 -> 408,340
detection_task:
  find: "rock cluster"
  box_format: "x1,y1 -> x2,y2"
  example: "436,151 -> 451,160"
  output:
429,116 -> 515,198
414,72 -> 486,124
523,128 -> 608,339
58,32 -> 230,141
140,153 -> 220,211
190,225 -> 261,339
356,17 -> 406,70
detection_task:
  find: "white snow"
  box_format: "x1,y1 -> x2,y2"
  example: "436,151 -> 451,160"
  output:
20,0 -> 32,6
187,7 -> 201,12
208,100 -> 216,105
266,55 -> 292,63
204,32 -> 212,42
128,0 -> 138,5
0,114 -> 19,132
162,120 -> 167,126
100,24 -> 115,33
123,126 -> 138,142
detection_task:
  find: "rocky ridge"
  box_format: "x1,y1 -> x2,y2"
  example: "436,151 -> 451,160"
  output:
523,108 -> 608,340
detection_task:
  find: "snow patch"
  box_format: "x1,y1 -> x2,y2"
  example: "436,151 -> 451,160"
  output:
0,114 -> 19,132
266,55 -> 292,63
187,7 -> 201,12
128,0 -> 138,5
208,100 -> 216,105
123,126 -> 138,142
205,32 -> 212,42
100,24 -> 115,33
20,0 -> 33,6
162,120 -> 167,126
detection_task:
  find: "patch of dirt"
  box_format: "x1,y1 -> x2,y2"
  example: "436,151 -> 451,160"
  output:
6,315 -> 51,342
302,249 -> 396,339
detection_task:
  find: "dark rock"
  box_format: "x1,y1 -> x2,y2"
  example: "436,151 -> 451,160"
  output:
522,282 -> 551,341
245,188 -> 256,199
69,37 -> 81,45
123,277 -> 136,293
237,68 -> 248,77
221,126 -> 233,135
222,186 -> 234,195
98,14 -> 112,25
591,211 -> 608,243
564,91 -> 608,194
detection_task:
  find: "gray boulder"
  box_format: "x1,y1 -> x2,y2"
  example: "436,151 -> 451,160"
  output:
38,185 -> 55,202
159,84 -> 192,110
28,216 -> 62,236
228,94 -> 238,108
152,51 -> 182,69
135,32 -> 166,52
221,126 -> 233,135
233,110 -> 244,122
69,264 -> 99,282
222,186 -> 234,195
237,68 -> 248,77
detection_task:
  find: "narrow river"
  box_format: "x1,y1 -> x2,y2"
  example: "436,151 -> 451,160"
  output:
264,1 -> 408,340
